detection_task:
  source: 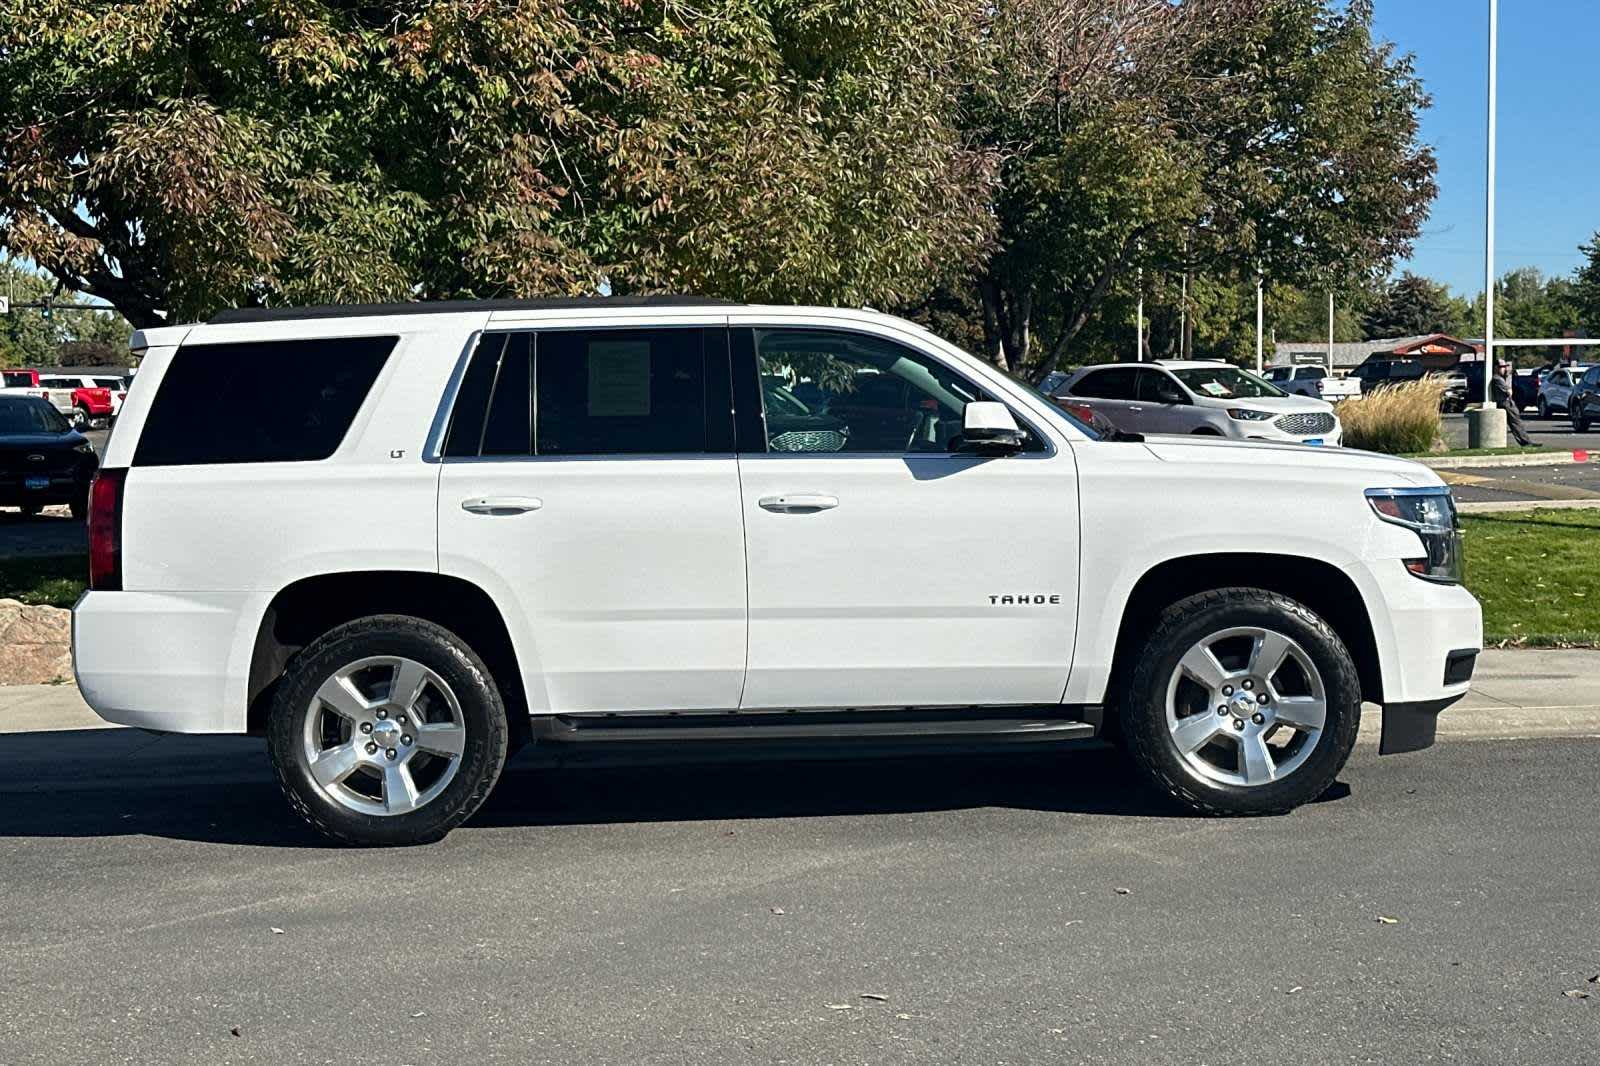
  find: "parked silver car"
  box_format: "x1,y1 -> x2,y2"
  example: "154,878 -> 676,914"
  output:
1054,361 -> 1343,446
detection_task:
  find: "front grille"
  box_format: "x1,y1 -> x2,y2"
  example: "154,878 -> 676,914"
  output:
769,429 -> 847,453
1274,412 -> 1336,435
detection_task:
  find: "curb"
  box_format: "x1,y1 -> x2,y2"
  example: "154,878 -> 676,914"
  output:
1421,448 -> 1593,470
1458,499 -> 1600,514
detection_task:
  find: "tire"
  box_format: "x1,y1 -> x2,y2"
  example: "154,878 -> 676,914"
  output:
1537,398 -> 1550,420
1576,415 -> 1591,434
1121,588 -> 1361,816
71,407 -> 89,430
266,615 -> 510,846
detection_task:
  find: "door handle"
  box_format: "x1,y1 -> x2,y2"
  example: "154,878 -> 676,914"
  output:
758,494 -> 839,514
461,496 -> 543,515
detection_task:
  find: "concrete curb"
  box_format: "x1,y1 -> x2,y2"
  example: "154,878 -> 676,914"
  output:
1457,499 -> 1600,514
1421,448 -> 1593,470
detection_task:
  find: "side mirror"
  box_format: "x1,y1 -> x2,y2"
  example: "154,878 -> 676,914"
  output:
955,401 -> 1025,455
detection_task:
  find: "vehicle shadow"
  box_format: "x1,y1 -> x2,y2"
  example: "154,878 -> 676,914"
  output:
0,728 -> 1352,848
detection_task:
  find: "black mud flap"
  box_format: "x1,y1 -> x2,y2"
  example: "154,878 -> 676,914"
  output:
1379,693 -> 1467,755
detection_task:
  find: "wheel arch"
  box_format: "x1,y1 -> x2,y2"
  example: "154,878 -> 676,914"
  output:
1106,553 -> 1382,716
246,570 -> 527,737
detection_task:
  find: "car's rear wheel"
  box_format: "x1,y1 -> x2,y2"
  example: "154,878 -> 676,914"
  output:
267,615 -> 509,846
1537,398 -> 1550,420
1575,411 -> 1592,433
1122,588 -> 1361,815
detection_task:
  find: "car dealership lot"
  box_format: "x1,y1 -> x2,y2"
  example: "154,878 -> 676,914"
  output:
1,719 -> 1599,1065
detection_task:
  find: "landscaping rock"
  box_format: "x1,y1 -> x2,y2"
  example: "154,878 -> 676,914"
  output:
0,599 -> 72,686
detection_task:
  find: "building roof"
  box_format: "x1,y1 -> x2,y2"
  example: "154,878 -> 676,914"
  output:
1273,333 -> 1482,369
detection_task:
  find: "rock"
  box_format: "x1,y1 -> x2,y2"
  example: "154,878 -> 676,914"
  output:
0,599 -> 73,686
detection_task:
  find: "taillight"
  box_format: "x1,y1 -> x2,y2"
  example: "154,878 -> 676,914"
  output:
88,469 -> 126,591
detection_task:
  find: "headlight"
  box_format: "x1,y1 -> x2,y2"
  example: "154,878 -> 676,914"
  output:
1226,408 -> 1274,421
1365,487 -> 1464,584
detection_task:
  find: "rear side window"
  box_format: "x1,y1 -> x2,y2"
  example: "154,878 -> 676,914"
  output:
1069,368 -> 1137,399
134,336 -> 395,466
444,328 -> 720,458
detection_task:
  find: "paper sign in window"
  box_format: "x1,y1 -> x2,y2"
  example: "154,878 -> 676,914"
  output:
587,341 -> 652,417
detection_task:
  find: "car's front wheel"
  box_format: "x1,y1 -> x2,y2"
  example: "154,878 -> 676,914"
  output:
1122,588 -> 1361,816
1537,398 -> 1550,419
267,615 -> 510,846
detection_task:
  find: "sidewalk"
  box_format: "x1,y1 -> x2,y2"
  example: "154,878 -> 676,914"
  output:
6,648 -> 1599,739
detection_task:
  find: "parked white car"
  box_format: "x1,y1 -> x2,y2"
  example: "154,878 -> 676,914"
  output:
1536,365 -> 1590,419
1059,360 -> 1343,445
1264,364 -> 1361,403
73,300 -> 1480,845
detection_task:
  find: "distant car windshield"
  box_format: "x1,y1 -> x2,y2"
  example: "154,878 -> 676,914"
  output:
1171,366 -> 1285,399
0,397 -> 70,434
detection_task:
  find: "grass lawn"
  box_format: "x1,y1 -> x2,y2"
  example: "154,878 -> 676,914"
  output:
1462,509 -> 1600,646
2,510 -> 1594,646
1401,444 -> 1556,460
0,555 -> 86,609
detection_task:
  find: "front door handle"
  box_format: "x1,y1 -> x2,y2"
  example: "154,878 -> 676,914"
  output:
758,494 -> 839,514
461,496 -> 543,515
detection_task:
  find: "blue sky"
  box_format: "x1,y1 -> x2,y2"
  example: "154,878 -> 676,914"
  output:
1371,0 -> 1600,297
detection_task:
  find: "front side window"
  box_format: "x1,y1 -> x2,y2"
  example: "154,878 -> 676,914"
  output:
1135,369 -> 1185,403
750,328 -> 1034,454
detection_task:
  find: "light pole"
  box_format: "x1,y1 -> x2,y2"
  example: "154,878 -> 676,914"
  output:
1254,277 -> 1264,373
1469,0 -> 1506,445
1327,290 -> 1335,374
1135,268 -> 1145,362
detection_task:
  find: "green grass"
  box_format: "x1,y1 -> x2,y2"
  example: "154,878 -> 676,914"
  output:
0,555 -> 86,609
1400,445 -> 1554,459
1462,510 -> 1600,646
3,511 -> 1595,646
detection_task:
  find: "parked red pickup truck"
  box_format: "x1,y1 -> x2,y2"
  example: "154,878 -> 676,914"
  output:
38,375 -> 115,427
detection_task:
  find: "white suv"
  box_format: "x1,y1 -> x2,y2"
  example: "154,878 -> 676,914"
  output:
1060,361 -> 1343,446
74,299 -> 1480,845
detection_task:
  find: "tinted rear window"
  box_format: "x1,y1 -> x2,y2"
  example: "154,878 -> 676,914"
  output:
134,336 -> 395,466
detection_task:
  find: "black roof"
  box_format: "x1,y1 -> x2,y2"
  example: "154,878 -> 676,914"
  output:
208,295 -> 735,325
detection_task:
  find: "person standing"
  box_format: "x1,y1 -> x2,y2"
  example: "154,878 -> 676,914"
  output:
1492,359 -> 1534,446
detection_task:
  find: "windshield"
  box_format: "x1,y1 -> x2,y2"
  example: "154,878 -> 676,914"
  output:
0,397 -> 71,434
1171,366 -> 1285,399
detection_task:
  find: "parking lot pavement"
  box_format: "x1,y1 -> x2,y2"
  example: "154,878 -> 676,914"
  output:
1440,412 -> 1600,453
0,724 -> 1597,1065
1442,460 -> 1600,505
0,428 -> 107,561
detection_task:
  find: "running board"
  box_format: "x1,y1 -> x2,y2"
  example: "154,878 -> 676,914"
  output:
531,708 -> 1097,746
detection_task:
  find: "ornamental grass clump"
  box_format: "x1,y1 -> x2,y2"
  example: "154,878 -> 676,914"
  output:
1336,377 -> 1446,454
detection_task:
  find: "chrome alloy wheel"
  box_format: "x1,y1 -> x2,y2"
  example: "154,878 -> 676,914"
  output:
301,655 -> 467,816
1163,626 -> 1327,788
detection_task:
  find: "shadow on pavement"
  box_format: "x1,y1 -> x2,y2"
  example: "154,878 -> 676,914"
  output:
0,728 -> 1353,848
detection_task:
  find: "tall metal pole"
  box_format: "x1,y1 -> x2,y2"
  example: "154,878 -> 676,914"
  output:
1135,268 -> 1144,362
1483,0 -> 1498,405
1179,273 -> 1188,359
1327,290 -> 1335,373
1255,278 -> 1264,373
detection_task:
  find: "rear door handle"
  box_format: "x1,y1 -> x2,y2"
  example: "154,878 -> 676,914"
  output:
461,496 -> 543,515
758,494 -> 839,514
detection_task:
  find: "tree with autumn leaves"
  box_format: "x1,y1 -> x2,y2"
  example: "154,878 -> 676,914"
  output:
1,0 -> 1437,379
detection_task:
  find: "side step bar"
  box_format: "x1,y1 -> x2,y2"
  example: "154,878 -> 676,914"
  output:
531,708 -> 1098,745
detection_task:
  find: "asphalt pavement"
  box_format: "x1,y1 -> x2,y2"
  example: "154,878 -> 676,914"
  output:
2,711 -> 1599,1063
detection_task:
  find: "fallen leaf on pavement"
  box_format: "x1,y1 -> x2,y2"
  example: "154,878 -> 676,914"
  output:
1376,916 -> 1399,925
826,1004 -> 854,1011
770,907 -> 785,915
1562,989 -> 1591,1000
861,993 -> 888,1001
1114,888 -> 1130,895
270,927 -> 285,935
230,1027 -> 242,1038
1287,986 -> 1303,995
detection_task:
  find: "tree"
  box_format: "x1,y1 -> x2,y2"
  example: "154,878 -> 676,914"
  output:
0,262 -> 132,367
0,0 -> 993,326
968,0 -> 1437,379
1362,273 -> 1465,338
1574,233 -> 1600,330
